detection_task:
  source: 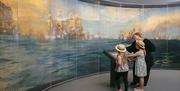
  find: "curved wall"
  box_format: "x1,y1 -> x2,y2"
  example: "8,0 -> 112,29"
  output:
0,0 -> 179,91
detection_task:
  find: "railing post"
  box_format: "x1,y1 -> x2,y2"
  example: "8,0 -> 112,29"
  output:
103,51 -> 116,87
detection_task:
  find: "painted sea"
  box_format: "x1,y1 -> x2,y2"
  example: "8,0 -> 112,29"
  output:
0,35 -> 180,91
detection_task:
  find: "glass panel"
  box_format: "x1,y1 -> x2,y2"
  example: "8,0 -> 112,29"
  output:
48,0 -> 77,86
164,6 -> 180,69
143,7 -> 169,69
77,1 -> 100,76
10,0 -> 50,90
0,0 -> 19,91
98,5 -> 119,72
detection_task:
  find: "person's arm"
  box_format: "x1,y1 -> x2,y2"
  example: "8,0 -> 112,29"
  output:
145,39 -> 156,52
125,51 -> 133,61
127,52 -> 140,58
117,55 -> 122,65
125,51 -> 131,55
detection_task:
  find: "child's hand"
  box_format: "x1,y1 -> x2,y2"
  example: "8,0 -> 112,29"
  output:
132,57 -> 137,60
128,57 -> 133,61
128,57 -> 137,61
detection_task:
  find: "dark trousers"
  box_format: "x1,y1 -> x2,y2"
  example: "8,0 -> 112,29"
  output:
115,71 -> 128,91
132,62 -> 153,85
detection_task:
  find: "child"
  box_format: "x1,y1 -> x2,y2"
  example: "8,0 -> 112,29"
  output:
127,40 -> 147,91
115,44 -> 129,91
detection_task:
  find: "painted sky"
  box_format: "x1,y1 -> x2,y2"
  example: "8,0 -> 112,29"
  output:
0,0 -> 50,40
1,0 -> 179,39
52,0 -> 180,39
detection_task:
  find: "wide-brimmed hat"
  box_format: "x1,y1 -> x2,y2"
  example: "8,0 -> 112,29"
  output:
115,44 -> 126,52
136,40 -> 145,49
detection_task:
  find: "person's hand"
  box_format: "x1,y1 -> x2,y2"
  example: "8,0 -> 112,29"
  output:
128,57 -> 133,61
132,57 -> 137,60
128,57 -> 137,61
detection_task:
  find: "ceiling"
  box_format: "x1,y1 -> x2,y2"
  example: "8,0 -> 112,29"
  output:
78,0 -> 180,8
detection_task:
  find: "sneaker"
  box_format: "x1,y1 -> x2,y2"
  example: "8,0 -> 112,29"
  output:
134,88 -> 144,91
118,88 -> 122,91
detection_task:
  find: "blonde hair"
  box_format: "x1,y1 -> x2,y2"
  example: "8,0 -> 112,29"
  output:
117,52 -> 128,65
135,44 -> 147,56
136,44 -> 144,50
133,32 -> 143,38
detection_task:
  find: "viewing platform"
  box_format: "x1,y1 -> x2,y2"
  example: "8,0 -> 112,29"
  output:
45,70 -> 180,91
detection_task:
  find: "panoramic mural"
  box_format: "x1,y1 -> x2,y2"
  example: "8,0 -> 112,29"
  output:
0,0 -> 179,90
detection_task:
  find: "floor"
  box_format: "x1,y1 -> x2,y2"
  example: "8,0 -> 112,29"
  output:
46,70 -> 180,91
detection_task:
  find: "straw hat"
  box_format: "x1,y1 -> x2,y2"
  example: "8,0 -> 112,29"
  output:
136,40 -> 145,49
115,44 -> 126,52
